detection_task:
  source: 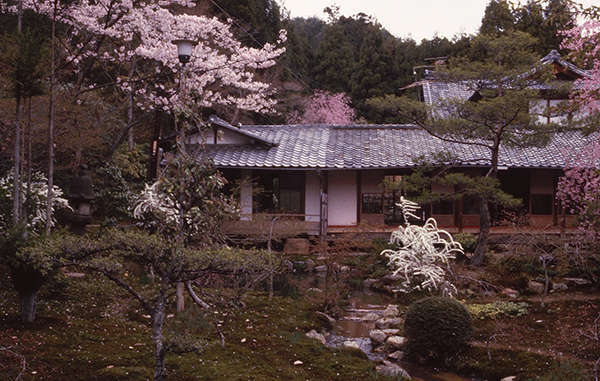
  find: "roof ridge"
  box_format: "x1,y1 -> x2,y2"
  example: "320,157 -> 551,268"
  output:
241,124 -> 420,129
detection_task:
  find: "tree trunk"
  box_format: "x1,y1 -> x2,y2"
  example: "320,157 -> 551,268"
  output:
27,96 -> 32,188
19,290 -> 37,323
152,293 -> 167,381
471,196 -> 490,266
46,1 -> 57,235
13,94 -> 22,225
176,282 -> 184,312
127,57 -> 137,150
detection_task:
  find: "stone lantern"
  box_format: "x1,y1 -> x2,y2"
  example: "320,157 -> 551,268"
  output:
68,164 -> 95,232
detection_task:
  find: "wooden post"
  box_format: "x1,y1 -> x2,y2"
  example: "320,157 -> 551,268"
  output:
356,171 -> 361,225
319,171 -> 328,241
240,170 -> 253,221
176,282 -> 184,312
457,197 -> 464,233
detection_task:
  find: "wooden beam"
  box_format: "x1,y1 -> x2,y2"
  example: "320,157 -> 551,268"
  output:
319,171 -> 328,241
356,171 -> 362,225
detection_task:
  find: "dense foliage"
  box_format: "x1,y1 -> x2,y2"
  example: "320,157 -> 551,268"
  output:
404,296 -> 473,361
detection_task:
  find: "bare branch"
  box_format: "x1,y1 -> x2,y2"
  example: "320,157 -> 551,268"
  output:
185,281 -> 210,309
0,346 -> 26,381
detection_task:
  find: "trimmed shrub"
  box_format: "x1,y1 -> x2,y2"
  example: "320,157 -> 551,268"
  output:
404,297 -> 473,361
453,233 -> 477,253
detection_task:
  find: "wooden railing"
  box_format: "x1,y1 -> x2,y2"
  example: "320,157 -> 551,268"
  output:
224,213 -> 320,236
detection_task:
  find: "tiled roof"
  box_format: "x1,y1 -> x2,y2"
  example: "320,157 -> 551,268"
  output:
205,124 -> 594,170
422,80 -> 475,105
539,50 -> 590,79
421,51 -> 592,103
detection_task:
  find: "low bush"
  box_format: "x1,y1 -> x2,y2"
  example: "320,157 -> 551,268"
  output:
404,297 -> 473,362
453,233 -> 477,253
467,301 -> 529,319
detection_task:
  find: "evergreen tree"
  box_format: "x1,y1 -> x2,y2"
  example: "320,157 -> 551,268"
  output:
480,0 -> 516,35
391,31 -> 557,265
312,18 -> 357,93
208,0 -> 283,45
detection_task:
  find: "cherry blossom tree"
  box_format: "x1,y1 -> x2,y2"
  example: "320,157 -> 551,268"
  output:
14,0 -> 286,115
560,16 -> 600,113
556,10 -> 600,238
288,90 -> 355,125
5,0 -> 285,234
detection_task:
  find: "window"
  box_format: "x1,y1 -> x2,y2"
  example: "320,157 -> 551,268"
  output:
254,173 -> 304,214
362,193 -> 383,214
531,194 -> 553,215
463,195 -> 480,215
432,199 -> 454,215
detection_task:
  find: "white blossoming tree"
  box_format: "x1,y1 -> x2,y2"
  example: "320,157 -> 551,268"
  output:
0,171 -> 71,322
381,197 -> 463,297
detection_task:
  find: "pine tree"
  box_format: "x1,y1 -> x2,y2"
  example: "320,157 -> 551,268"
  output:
392,31 -> 557,265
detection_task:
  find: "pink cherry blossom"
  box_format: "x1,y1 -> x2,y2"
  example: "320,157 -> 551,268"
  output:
288,90 -> 356,125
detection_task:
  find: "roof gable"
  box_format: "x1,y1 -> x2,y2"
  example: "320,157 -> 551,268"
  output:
205,115 -> 277,147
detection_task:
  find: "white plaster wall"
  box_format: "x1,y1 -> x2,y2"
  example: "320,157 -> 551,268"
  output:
361,171 -> 384,193
530,170 -> 554,194
328,171 -> 357,226
188,128 -> 253,145
240,170 -> 253,221
305,172 -> 320,222
218,128 -> 253,144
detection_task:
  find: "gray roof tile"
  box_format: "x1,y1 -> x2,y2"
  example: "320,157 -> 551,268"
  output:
205,124 -> 595,170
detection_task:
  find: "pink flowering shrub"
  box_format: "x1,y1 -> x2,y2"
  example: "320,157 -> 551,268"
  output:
561,19 -> 600,113
557,13 -> 600,238
288,90 -> 355,125
556,140 -> 600,238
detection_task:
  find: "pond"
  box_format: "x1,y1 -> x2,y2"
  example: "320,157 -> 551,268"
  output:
294,272 -> 479,381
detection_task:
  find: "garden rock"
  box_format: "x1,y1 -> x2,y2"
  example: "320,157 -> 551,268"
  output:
65,272 -> 85,278
362,312 -> 381,322
564,277 -> 592,286
305,330 -> 326,345
314,265 -> 328,273
315,311 -> 335,330
382,328 -> 400,336
551,282 -> 568,292
305,259 -> 316,272
282,260 -> 294,273
342,340 -> 361,350
369,329 -> 387,344
363,279 -> 377,289
527,280 -> 544,294
500,377 -> 516,381
383,304 -> 400,317
387,350 -> 405,361
292,261 -> 306,272
385,335 -> 407,349
381,274 -> 401,284
501,288 -> 519,298
375,317 -> 403,329
376,360 -> 411,379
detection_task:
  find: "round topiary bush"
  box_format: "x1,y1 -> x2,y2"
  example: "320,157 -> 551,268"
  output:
404,296 -> 473,361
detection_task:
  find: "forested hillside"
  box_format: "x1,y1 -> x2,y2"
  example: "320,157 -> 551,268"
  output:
205,0 -> 581,123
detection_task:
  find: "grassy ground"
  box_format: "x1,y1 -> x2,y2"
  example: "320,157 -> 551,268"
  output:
0,271 -> 394,381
